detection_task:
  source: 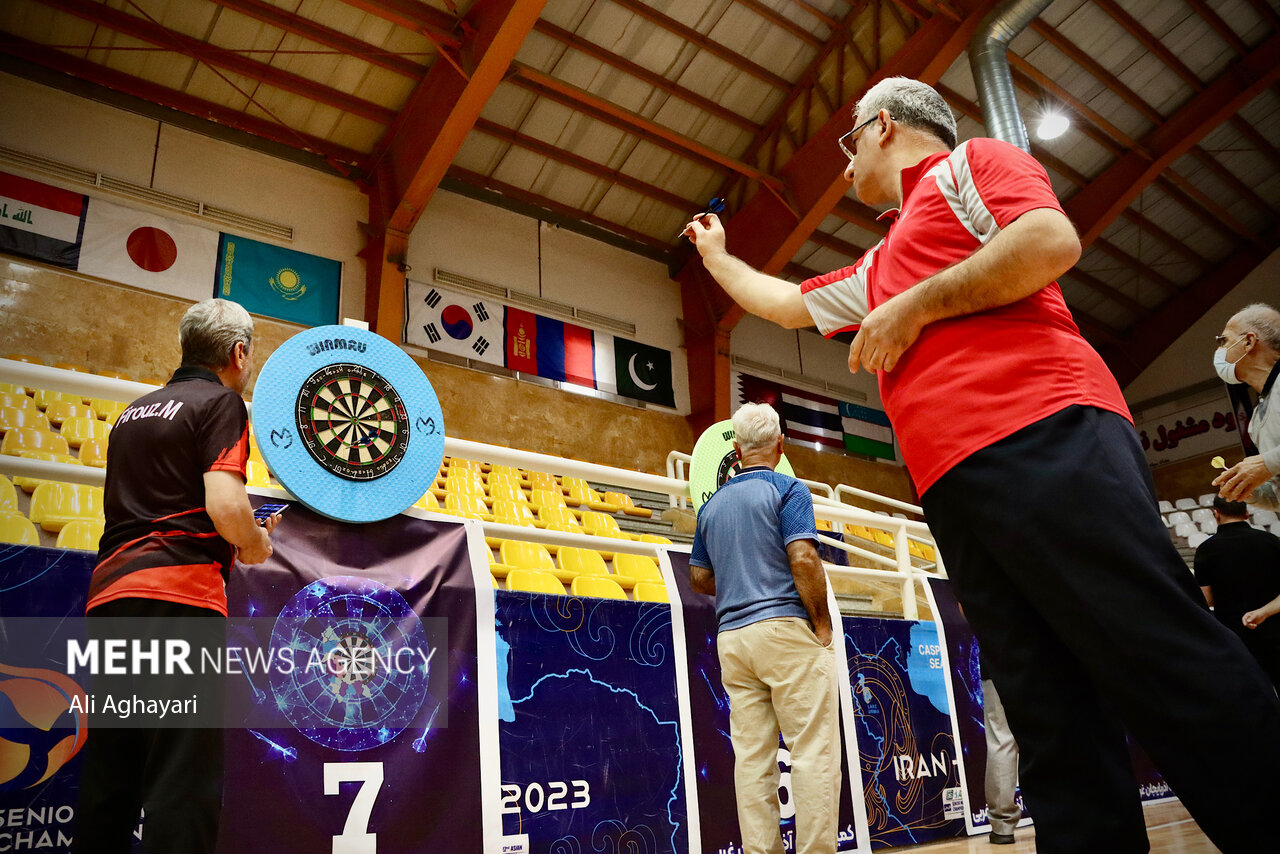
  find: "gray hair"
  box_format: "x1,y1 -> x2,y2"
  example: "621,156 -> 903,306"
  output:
1232,303 -> 1280,351
732,402 -> 782,452
180,299 -> 254,369
856,76 -> 957,150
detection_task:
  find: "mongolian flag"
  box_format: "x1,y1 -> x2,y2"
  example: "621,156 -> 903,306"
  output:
216,233 -> 340,327
0,171 -> 87,268
504,307 -> 596,388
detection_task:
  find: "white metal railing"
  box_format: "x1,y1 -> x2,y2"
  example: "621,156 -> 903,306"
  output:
1,360 -> 941,618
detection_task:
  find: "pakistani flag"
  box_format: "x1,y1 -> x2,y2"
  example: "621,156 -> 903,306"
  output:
216,233 -> 340,327
614,337 -> 674,407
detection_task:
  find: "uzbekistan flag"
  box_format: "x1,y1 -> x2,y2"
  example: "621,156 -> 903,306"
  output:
0,171 -> 87,268
841,402 -> 896,461
505,307 -> 596,388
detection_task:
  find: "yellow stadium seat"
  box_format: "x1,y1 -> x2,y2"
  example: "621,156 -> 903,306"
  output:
0,476 -> 16,512
543,521 -> 585,536
633,582 -> 669,603
447,457 -> 482,472
4,354 -> 42,364
29,482 -> 104,533
604,490 -> 653,518
52,362 -> 88,373
90,399 -> 128,424
491,500 -> 536,527
570,576 -> 626,600
445,470 -> 486,496
556,546 -> 611,579
56,520 -> 104,551
499,539 -> 556,573
79,438 -> 110,468
245,460 -> 273,488
2,428 -> 70,457
531,488 -> 567,511
0,392 -> 38,414
873,530 -> 895,548
537,504 -> 579,527
580,511 -> 621,535
563,477 -> 620,512
0,512 -> 39,546
444,492 -> 491,521
0,383 -> 28,396
637,533 -> 673,545
413,491 -> 440,511
492,574 -> 499,589
13,451 -> 82,492
816,518 -> 833,532
506,568 -> 564,596
32,389 -> 82,411
59,416 -> 111,449
489,464 -> 525,484
527,471 -> 560,492
487,550 -> 517,579
0,405 -> 50,435
488,480 -> 529,504
613,553 -> 663,585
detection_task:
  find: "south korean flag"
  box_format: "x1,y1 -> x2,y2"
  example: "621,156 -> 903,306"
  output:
404,280 -> 504,366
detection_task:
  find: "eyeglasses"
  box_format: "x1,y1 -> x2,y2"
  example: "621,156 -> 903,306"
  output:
838,114 -> 892,161
1216,332 -> 1250,347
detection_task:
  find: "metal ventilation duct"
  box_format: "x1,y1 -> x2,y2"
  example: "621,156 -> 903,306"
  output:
968,0 -> 1054,152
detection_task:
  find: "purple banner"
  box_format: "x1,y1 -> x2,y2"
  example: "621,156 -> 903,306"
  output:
218,501 -> 482,853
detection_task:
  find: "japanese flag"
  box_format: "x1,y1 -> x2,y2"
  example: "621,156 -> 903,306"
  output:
78,198 -> 218,301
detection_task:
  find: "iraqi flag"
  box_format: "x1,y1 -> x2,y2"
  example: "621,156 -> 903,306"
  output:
0,171 -> 87,268
77,198 -> 218,301
404,280 -> 504,366
504,307 -> 596,388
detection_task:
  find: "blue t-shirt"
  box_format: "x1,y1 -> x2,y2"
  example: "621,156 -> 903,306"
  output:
689,466 -> 818,632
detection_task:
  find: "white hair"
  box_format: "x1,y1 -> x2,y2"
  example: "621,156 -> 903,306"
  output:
180,299 -> 254,369
732,402 -> 782,452
856,76 -> 957,149
1232,303 -> 1280,351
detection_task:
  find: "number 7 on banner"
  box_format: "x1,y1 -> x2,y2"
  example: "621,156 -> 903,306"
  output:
325,761 -> 384,854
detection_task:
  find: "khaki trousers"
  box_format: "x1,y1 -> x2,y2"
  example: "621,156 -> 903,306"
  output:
717,616 -> 841,854
982,678 -> 1020,835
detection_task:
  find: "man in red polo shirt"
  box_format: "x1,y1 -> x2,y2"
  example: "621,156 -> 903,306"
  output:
74,298 -> 279,854
684,77 -> 1280,853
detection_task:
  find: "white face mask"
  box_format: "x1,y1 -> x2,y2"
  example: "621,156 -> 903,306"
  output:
1213,334 -> 1249,384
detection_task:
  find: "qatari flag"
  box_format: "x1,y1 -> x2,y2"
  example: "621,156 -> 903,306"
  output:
0,171 -> 88,268
78,197 -> 218,301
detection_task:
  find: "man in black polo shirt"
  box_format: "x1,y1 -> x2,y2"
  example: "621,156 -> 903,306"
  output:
1195,497 -> 1280,692
74,298 -> 279,854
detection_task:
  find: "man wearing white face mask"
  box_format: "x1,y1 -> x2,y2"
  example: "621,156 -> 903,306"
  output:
1213,303 -> 1280,511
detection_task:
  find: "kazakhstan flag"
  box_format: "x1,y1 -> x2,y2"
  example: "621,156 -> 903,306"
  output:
217,233 -> 340,327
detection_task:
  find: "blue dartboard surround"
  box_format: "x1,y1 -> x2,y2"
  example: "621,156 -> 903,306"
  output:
252,325 -> 444,522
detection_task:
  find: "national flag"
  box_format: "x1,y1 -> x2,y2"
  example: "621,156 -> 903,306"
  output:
780,387 -> 844,450
217,233 -> 340,327
504,307 -> 596,388
615,337 -> 675,407
404,280 -> 504,366
0,171 -> 87,268
78,198 -> 217,301
841,402 -> 896,461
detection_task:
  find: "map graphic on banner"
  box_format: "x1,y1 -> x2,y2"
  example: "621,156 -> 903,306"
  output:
0,171 -> 87,268
843,617 -> 965,848
77,197 -> 218,302
404,280 -> 504,366
495,590 -> 687,853
217,233 -> 340,327
736,371 -> 897,462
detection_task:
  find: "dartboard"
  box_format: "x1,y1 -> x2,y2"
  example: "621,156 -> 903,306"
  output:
296,363 -> 409,481
269,576 -> 433,752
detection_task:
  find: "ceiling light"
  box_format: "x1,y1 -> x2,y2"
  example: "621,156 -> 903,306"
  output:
1037,113 -> 1069,140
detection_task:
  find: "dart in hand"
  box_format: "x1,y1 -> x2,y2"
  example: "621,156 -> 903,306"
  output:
679,197 -> 725,239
